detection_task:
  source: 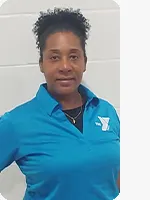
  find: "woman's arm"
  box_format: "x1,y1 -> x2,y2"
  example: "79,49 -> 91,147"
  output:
117,172 -> 120,191
0,113 -> 18,171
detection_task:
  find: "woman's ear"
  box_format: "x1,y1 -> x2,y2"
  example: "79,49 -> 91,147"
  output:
84,56 -> 87,72
85,56 -> 87,64
39,63 -> 44,73
39,58 -> 44,73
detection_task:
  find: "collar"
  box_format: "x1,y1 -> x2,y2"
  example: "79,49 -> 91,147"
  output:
36,83 -> 59,116
78,84 -> 99,106
36,83 -> 99,116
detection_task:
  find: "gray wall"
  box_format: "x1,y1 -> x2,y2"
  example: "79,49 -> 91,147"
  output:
0,0 -> 120,199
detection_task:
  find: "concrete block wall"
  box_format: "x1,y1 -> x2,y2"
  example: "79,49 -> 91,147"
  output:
0,0 -> 120,199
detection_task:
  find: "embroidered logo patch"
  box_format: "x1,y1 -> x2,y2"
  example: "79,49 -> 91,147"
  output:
95,117 -> 110,131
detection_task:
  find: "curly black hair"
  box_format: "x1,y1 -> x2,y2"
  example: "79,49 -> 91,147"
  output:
32,8 -> 91,62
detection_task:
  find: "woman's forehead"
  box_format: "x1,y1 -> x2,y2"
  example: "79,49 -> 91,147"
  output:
44,32 -> 83,52
46,32 -> 81,45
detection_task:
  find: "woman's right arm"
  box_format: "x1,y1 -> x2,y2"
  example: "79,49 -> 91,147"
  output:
0,113 -> 19,172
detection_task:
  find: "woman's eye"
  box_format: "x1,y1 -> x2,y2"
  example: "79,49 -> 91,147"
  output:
50,56 -> 59,61
70,55 -> 78,60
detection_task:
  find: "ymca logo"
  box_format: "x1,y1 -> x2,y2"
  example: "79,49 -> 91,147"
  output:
95,116 -> 110,131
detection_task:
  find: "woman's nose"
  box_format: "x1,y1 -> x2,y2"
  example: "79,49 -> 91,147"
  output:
59,58 -> 72,72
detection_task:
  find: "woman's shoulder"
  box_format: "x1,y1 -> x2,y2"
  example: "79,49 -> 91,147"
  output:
98,98 -> 116,110
96,98 -> 119,119
0,97 -> 37,125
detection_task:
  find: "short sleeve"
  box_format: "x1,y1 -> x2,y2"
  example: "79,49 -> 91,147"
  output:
0,113 -> 19,171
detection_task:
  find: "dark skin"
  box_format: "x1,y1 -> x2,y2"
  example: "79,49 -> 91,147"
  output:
39,31 -> 120,190
40,31 -> 86,110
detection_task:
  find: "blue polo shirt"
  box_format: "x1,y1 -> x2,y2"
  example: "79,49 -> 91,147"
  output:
0,84 -> 120,200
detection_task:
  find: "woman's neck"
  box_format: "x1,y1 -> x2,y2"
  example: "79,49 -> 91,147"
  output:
53,91 -> 84,110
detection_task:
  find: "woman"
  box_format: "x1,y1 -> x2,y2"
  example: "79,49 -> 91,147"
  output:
0,8 -> 120,200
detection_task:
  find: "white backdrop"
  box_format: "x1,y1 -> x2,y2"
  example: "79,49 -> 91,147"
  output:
0,0 -> 120,199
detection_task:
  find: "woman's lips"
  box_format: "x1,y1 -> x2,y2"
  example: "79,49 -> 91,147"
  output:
56,78 -> 75,86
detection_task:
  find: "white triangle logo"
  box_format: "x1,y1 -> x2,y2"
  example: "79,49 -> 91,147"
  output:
98,117 -> 110,131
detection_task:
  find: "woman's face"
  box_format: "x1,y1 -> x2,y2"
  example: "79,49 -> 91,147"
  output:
40,31 -> 86,96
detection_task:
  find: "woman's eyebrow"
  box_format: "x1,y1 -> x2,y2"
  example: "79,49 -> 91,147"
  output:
69,48 -> 81,53
47,48 -> 81,54
47,49 -> 60,53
